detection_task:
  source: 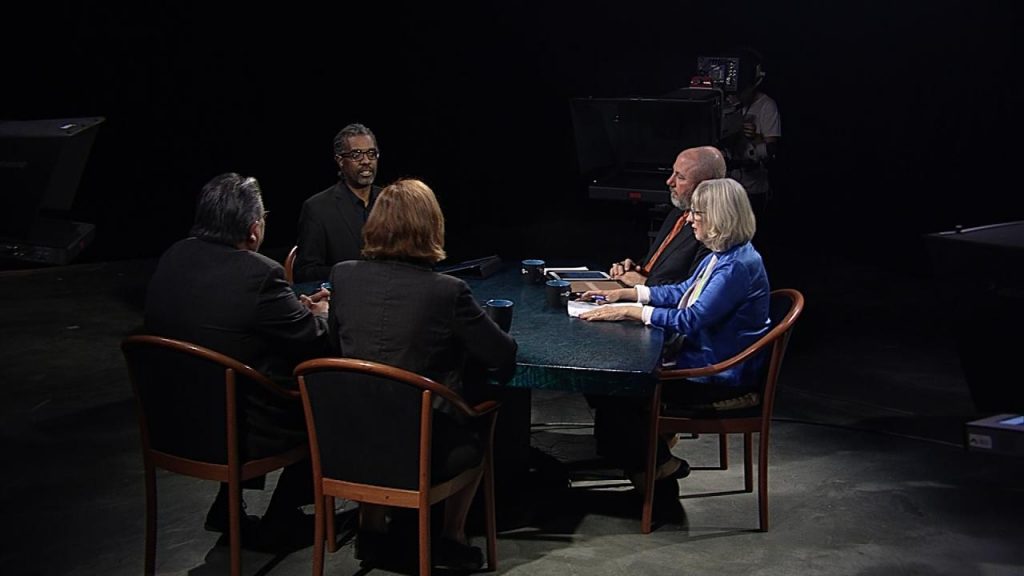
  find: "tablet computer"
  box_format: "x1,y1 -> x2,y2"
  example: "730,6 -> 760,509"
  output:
547,270 -> 611,281
569,279 -> 626,293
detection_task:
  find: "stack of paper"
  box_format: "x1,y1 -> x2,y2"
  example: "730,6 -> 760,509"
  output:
567,300 -> 642,318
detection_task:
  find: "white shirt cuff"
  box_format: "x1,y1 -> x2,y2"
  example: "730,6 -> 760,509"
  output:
642,305 -> 655,325
635,284 -> 651,304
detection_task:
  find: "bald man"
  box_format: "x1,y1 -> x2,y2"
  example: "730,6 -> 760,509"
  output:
609,146 -> 727,287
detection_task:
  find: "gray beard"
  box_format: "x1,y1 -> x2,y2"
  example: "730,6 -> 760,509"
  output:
670,195 -> 689,211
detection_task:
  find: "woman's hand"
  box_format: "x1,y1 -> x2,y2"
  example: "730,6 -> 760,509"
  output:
578,287 -> 642,323
579,305 -> 641,323
579,288 -> 635,304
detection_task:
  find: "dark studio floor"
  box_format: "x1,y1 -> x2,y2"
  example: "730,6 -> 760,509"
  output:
1,233 -> 1022,576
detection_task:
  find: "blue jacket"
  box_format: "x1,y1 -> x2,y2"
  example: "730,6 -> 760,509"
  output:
646,242 -> 770,388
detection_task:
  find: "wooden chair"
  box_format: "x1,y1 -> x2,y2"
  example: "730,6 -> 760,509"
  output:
640,288 -> 805,533
295,358 -> 500,576
121,335 -> 309,576
284,245 -> 298,285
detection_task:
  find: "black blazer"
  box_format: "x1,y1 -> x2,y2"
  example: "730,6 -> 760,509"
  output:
642,208 -> 711,287
145,237 -> 329,379
144,237 -> 330,455
328,259 -> 518,398
294,182 -> 381,283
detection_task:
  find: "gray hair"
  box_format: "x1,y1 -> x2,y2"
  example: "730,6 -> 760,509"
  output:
690,178 -> 756,252
189,173 -> 264,246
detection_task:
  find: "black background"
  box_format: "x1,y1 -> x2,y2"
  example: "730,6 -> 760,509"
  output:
4,1 -> 1021,267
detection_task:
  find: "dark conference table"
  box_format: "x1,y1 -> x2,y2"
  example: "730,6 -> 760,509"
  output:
464,264 -> 665,397
296,263 -> 668,396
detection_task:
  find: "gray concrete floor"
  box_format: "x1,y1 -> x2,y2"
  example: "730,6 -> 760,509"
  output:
1,256 -> 1022,576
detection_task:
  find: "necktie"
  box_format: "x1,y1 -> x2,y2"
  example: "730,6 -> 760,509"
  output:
643,212 -> 688,275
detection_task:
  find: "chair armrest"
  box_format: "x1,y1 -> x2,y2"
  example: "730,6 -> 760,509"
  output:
293,357 -> 499,416
219,357 -> 301,401
467,400 -> 500,419
123,334 -> 300,401
658,325 -> 781,381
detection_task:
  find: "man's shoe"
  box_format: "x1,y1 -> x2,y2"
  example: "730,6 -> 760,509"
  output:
666,457 -> 691,480
433,538 -> 484,572
651,477 -> 685,524
627,457 -> 691,488
353,530 -> 388,563
355,530 -> 418,570
254,508 -> 315,553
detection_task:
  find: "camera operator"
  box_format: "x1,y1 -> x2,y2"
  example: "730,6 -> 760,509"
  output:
723,48 -> 781,224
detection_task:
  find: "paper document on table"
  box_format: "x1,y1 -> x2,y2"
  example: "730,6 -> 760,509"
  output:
542,266 -> 588,275
567,300 -> 642,318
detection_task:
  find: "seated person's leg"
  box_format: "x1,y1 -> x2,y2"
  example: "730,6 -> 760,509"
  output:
432,411 -> 485,571
204,482 -> 260,534
240,385 -> 314,546
585,393 -> 674,475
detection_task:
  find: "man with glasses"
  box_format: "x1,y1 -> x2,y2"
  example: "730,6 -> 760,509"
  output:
608,145 -> 727,287
294,123 -> 382,283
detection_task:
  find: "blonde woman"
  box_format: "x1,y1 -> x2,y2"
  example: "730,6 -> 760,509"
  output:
581,178 -> 770,520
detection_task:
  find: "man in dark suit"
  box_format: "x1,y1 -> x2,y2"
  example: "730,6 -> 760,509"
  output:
608,146 -> 727,286
145,172 -> 330,548
294,123 -> 383,283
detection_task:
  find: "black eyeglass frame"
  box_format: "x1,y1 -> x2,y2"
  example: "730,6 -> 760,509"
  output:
336,148 -> 380,161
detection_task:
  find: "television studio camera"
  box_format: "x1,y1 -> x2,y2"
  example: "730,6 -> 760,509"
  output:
569,55 -> 751,205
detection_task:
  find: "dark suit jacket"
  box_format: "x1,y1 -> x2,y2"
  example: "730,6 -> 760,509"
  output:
328,259 -> 518,399
642,208 -> 711,287
144,237 -> 330,455
294,182 -> 381,283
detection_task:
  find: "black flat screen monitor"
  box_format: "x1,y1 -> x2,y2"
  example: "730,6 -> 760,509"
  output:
0,117 -> 104,238
570,96 -> 719,202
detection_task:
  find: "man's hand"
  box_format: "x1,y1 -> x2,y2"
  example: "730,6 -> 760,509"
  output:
615,270 -> 647,287
300,288 -> 330,317
610,259 -> 646,286
743,120 -> 758,140
609,258 -> 639,277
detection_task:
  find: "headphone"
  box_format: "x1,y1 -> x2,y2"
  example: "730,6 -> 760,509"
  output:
753,62 -> 766,87
735,46 -> 766,90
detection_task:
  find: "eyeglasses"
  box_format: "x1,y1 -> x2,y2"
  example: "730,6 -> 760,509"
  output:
337,148 -> 380,161
688,209 -> 705,220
